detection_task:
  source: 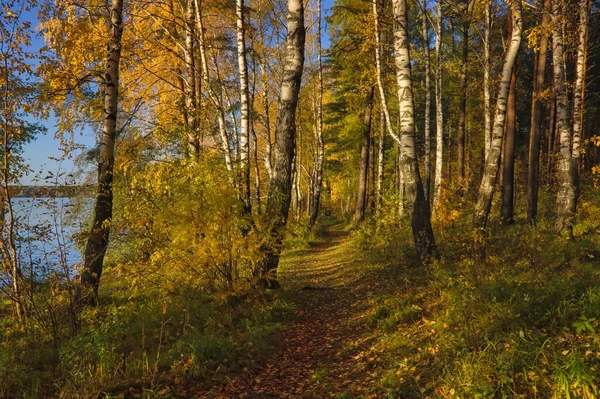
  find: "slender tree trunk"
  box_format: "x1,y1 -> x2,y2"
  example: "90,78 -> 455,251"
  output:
376,108 -> 385,212
501,10 -> 517,224
309,0 -> 324,228
392,0 -> 438,260
547,90 -> 556,175
354,87 -> 375,224
571,0 -> 589,213
457,7 -> 468,190
236,0 -> 251,213
552,0 -> 576,235
433,0 -> 444,209
81,0 -> 123,304
183,0 -> 199,158
422,0 -> 432,202
473,0 -> 522,229
527,0 -> 550,222
194,0 -> 234,173
260,0 -> 305,285
484,1 -> 492,160
369,133 -> 376,212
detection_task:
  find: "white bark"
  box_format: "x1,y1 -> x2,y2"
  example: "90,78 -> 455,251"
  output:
422,0 -> 431,202
473,0 -> 522,229
236,0 -> 251,210
433,0 -> 444,209
572,0 -> 588,161
484,1 -> 491,160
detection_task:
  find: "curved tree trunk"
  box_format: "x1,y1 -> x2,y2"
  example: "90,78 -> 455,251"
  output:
259,0 -> 305,285
473,0 -> 522,230
80,0 -> 123,304
392,0 -> 438,261
483,1 -> 491,161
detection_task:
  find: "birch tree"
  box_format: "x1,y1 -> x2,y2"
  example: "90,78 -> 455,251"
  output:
421,0 -> 432,202
237,0 -> 251,212
392,0 -> 438,260
433,0 -> 444,208
309,0 -> 324,228
552,0 -> 576,234
81,0 -> 124,303
473,0 -> 522,229
260,0 -> 305,285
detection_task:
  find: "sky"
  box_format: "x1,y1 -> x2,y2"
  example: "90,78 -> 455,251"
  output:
21,0 -> 336,186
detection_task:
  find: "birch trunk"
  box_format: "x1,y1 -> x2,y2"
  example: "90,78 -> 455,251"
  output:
501,10 -> 517,224
433,0 -> 444,209
260,0 -> 305,284
376,108 -> 385,212
552,0 -> 576,234
354,88 -> 375,224
484,1 -> 491,160
81,0 -> 123,304
422,0 -> 432,202
183,0 -> 199,158
392,0 -> 438,260
527,0 -> 550,222
571,0 -> 589,210
194,0 -> 233,173
309,0 -> 324,228
473,0 -> 522,229
236,0 -> 251,212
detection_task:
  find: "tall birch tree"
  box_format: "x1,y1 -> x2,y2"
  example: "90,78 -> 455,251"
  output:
392,0 -> 438,260
473,0 -> 522,229
81,0 -> 124,303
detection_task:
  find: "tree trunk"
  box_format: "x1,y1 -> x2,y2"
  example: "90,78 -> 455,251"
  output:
183,0 -> 199,158
501,9 -> 517,225
80,0 -> 123,304
376,108 -> 385,212
473,0 -> 522,230
194,0 -> 234,173
484,1 -> 492,161
422,0 -> 432,202
571,0 -> 589,214
309,0 -> 324,228
259,0 -> 305,284
553,0 -> 576,235
392,0 -> 438,260
433,0 -> 444,209
457,7 -> 468,190
354,87 -> 375,224
527,0 -> 550,223
236,0 -> 251,213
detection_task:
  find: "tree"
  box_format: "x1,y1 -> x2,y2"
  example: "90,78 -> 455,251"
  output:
309,0 -> 324,228
392,0 -> 438,260
527,0 -> 551,223
501,9 -> 517,224
237,0 -> 251,213
473,0 -> 522,230
259,0 -> 305,284
80,0 -> 124,304
433,0 -> 444,209
354,87 -> 375,224
552,0 -> 576,235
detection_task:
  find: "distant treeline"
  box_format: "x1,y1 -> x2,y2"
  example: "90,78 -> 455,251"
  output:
9,185 -> 95,198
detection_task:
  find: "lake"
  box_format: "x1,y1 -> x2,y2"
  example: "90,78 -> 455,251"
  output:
11,197 -> 85,281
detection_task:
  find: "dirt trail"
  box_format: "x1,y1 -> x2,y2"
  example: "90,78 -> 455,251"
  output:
203,225 -> 381,398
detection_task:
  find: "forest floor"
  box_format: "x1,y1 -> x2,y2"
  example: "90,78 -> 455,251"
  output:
195,224 -> 388,398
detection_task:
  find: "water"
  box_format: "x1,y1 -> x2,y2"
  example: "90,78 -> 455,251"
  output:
10,197 -> 84,281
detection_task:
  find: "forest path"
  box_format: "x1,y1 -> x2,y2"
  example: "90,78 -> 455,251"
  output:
204,224 -> 384,398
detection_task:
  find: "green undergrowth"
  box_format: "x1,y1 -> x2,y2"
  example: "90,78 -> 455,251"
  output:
354,188 -> 600,398
0,276 -> 294,398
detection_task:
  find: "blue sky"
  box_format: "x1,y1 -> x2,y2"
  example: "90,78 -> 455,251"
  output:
21,0 -> 335,186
